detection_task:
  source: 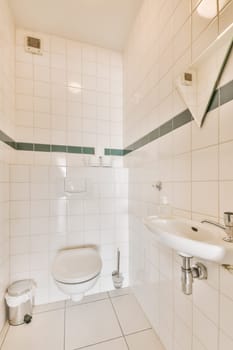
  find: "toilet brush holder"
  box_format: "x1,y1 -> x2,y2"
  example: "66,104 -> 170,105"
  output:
112,249 -> 124,289
112,271 -> 124,289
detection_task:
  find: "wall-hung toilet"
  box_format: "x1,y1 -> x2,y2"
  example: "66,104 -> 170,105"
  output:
52,247 -> 102,302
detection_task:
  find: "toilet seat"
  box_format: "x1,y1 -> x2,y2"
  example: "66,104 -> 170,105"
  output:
52,248 -> 102,284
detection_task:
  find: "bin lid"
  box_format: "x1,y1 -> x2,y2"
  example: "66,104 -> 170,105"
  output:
7,279 -> 35,297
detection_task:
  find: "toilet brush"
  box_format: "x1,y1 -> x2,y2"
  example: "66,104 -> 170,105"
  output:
112,249 -> 124,289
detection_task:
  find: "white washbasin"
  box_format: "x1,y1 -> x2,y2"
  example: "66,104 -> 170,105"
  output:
143,216 -> 233,264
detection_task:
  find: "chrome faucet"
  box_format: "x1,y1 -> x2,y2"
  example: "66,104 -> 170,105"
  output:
201,212 -> 233,243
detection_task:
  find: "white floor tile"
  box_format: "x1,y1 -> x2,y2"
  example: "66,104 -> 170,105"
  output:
65,299 -> 122,350
111,294 -> 151,335
82,337 -> 128,350
2,309 -> 64,350
126,329 -> 165,350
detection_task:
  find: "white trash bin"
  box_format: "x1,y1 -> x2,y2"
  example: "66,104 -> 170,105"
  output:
5,280 -> 36,326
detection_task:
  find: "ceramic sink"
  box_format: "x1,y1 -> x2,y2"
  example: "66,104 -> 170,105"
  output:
143,216 -> 233,264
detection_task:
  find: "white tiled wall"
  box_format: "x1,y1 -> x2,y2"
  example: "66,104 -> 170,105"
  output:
10,29 -> 128,305
0,0 -> 15,334
124,1 -> 233,350
10,151 -> 128,304
15,29 -> 123,154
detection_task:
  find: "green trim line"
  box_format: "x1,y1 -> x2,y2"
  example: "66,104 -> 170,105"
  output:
104,148 -> 125,156
0,130 -> 17,149
124,78 -> 233,155
200,39 -> 233,127
82,147 -> 95,155
51,145 -> 67,153
0,78 -> 232,157
35,144 -> 51,152
67,146 -> 82,154
124,109 -> 193,154
17,142 -> 34,151
160,120 -> 173,137
220,80 -> 233,105
0,138 -> 95,155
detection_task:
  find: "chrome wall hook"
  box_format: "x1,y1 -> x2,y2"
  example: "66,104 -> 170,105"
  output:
152,181 -> 162,191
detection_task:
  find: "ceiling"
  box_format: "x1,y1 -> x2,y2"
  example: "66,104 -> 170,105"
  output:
9,0 -> 143,51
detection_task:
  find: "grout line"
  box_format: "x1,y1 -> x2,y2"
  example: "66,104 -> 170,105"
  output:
123,327 -> 152,337
65,288 -> 133,309
108,290 -> 131,299
64,300 -> 67,350
72,336 -> 125,350
0,322 -> 10,349
194,302 -> 219,328
67,296 -> 110,309
34,294 -> 110,315
108,296 -> 130,350
33,305 -> 66,315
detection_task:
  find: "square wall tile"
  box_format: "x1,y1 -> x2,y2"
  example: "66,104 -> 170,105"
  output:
219,100 -> 233,143
192,145 -> 218,181
219,141 -> 233,180
220,294 -> 233,338
192,182 -> 218,217
192,110 -> 219,150
219,181 -> 233,217
193,306 -> 218,350
219,331 -> 233,350
193,280 -> 219,325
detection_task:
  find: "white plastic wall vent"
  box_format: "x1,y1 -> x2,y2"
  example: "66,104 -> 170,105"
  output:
24,36 -> 42,55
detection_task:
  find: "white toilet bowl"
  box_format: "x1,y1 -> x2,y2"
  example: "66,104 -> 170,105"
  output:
52,247 -> 102,302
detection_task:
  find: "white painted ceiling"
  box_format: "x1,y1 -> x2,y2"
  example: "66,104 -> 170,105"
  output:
8,0 -> 143,51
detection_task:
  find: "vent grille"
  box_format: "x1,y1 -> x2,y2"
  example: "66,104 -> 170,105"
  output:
184,72 -> 192,82
25,36 -> 42,55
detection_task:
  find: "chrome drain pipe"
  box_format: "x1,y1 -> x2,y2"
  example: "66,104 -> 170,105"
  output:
180,255 -> 208,295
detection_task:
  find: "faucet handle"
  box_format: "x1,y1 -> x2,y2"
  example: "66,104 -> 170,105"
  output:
224,212 -> 233,227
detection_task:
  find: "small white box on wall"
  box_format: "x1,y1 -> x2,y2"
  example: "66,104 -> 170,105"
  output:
64,178 -> 87,194
24,35 -> 43,55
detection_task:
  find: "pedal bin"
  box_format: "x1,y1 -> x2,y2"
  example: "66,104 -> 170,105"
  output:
5,279 -> 36,326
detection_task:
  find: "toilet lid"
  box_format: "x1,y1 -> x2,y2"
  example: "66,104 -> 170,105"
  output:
52,248 -> 102,284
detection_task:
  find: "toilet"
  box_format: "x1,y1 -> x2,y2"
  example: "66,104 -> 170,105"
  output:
52,247 -> 102,302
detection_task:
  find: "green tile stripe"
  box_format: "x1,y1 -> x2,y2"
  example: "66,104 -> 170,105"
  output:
0,130 -> 17,149
124,109 -> 193,154
104,148 -> 125,156
82,147 -> 95,155
2,141 -> 95,155
51,145 -> 67,153
124,78 -> 233,155
0,78 -> 232,156
200,39 -> 233,126
17,142 -> 34,151
220,80 -> 233,105
35,144 -> 51,152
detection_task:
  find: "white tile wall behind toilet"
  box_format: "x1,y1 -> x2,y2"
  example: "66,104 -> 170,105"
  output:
0,0 -> 15,334
10,29 -> 128,305
124,1 -> 233,350
10,160 -> 128,304
15,28 -> 123,152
